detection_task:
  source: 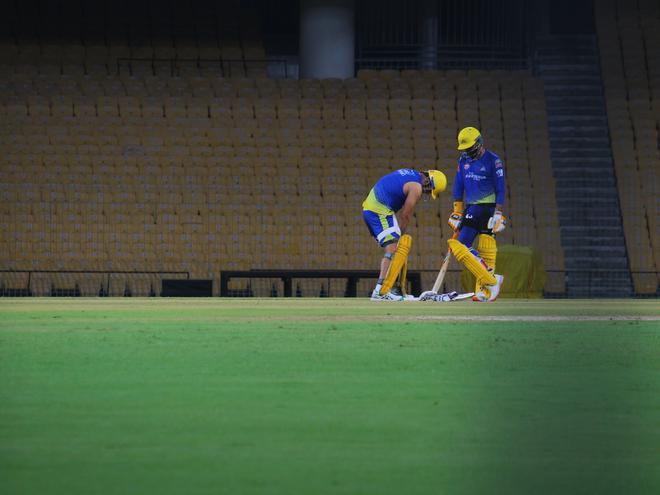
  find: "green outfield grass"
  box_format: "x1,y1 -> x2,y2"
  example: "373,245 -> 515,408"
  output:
1,299 -> 659,495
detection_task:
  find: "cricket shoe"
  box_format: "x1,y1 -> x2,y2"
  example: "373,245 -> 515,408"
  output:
472,286 -> 489,302
390,285 -> 416,301
370,290 -> 404,301
473,274 -> 504,302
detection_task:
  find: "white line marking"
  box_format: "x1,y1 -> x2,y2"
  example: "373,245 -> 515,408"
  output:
414,316 -> 660,322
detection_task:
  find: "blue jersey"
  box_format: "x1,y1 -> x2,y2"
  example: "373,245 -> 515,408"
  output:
453,150 -> 506,205
371,169 -> 422,212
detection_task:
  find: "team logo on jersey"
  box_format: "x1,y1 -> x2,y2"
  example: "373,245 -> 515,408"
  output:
465,172 -> 486,181
463,163 -> 470,170
495,159 -> 503,168
480,166 -> 486,172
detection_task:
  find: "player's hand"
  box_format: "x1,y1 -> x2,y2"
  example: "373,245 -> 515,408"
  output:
488,210 -> 506,233
448,211 -> 462,232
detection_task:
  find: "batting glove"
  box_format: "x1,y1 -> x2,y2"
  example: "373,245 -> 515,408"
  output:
487,210 -> 506,233
419,291 -> 459,302
448,212 -> 462,232
448,201 -> 463,232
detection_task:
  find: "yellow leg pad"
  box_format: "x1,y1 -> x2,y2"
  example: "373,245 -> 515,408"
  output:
447,238 -> 496,286
399,259 -> 408,294
380,234 -> 412,294
476,234 -> 497,270
474,234 -> 497,294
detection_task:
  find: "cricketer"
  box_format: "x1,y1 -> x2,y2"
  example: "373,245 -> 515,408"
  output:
448,127 -> 506,302
362,168 -> 446,301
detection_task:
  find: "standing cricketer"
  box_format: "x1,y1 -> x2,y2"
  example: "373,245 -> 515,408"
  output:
448,127 -> 506,301
363,169 -> 446,301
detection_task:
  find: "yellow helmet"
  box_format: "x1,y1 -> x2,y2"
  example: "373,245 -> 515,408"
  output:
457,127 -> 485,159
427,169 -> 447,199
457,126 -> 482,150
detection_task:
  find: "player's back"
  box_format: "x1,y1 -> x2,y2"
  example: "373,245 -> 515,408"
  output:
372,169 -> 421,211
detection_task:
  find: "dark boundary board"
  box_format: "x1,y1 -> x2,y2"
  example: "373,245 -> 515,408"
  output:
161,279 -> 213,297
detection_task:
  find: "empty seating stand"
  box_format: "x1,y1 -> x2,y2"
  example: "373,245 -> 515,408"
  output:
595,0 -> 660,295
0,1 -> 565,298
0,68 -> 564,296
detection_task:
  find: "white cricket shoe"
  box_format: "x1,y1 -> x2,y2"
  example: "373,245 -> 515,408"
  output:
474,274 -> 504,302
473,291 -> 486,302
370,290 -> 404,301
473,285 -> 488,302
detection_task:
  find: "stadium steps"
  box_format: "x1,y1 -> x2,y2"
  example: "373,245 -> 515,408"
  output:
541,75 -> 602,86
544,86 -> 603,97
547,126 -> 611,138
536,64 -> 600,77
546,114 -> 608,126
550,136 -> 611,148
550,147 -> 612,158
544,96 -> 604,112
552,159 -> 614,169
536,34 -> 633,297
553,166 -> 617,187
561,225 -> 623,240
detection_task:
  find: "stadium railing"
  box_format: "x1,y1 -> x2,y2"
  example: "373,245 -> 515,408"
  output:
0,268 -> 656,298
219,269 -> 657,298
220,269 -> 423,297
0,269 -> 190,297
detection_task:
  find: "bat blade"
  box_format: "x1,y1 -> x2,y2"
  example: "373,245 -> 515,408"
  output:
430,232 -> 458,294
431,250 -> 451,293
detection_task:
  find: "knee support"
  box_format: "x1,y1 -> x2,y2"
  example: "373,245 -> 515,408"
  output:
447,238 -> 496,287
380,234 -> 412,295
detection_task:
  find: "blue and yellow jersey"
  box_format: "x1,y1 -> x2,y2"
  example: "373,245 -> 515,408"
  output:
453,150 -> 506,205
362,169 -> 422,213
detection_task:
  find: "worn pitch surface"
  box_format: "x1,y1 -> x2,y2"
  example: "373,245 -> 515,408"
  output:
1,299 -> 659,495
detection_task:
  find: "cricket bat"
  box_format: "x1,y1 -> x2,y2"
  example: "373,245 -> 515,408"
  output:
431,232 -> 458,293
431,250 -> 451,293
